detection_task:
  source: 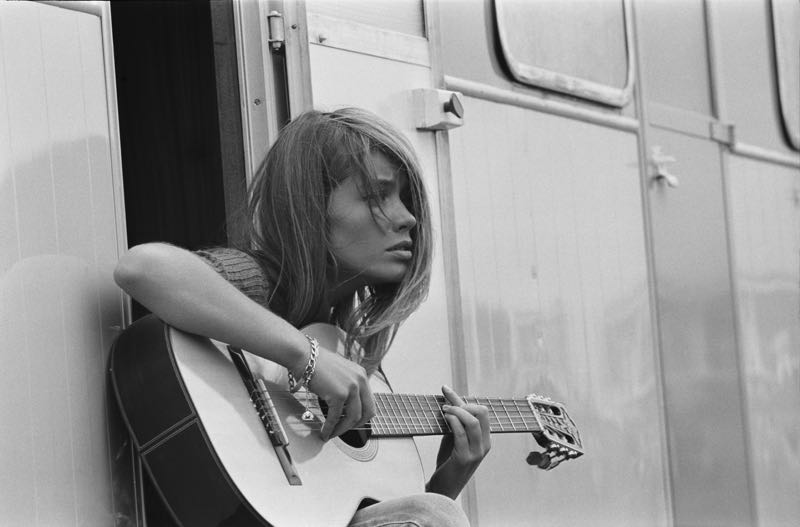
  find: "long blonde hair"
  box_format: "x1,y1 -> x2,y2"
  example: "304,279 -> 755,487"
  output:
245,108 -> 432,373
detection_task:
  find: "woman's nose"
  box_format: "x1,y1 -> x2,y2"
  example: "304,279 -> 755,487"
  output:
393,201 -> 417,232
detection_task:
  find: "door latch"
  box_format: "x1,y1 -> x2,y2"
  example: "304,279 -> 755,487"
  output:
650,146 -> 680,188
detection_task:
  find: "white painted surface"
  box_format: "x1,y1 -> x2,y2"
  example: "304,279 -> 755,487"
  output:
307,0 -> 425,37
448,98 -> 669,526
726,158 -> 800,527
0,2 -> 127,525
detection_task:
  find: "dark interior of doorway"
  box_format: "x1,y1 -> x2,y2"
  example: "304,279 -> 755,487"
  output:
111,0 -> 247,315
111,1 -> 245,525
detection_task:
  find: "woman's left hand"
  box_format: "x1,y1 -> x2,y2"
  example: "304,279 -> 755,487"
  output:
425,385 -> 492,499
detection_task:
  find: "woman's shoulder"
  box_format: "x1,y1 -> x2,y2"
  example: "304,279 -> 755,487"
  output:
195,247 -> 258,273
195,247 -> 273,308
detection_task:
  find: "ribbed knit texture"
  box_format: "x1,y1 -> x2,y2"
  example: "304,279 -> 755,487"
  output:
195,248 -> 271,308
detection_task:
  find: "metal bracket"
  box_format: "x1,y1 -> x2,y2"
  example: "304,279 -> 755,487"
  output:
413,89 -> 465,131
710,121 -> 735,146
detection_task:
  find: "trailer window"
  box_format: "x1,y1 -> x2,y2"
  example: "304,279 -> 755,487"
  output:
494,0 -> 632,107
771,0 -> 799,150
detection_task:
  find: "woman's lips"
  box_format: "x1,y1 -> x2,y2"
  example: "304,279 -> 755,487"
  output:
387,242 -> 413,260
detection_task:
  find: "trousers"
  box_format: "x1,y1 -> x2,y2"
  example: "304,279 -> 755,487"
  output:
347,493 -> 471,527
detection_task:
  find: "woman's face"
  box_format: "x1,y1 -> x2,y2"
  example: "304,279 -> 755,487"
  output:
328,151 -> 417,289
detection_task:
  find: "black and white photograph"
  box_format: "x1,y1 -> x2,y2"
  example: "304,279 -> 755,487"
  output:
0,0 -> 798,525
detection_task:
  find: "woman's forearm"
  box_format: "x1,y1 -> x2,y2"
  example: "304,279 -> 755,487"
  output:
114,243 -> 308,374
425,459 -> 475,500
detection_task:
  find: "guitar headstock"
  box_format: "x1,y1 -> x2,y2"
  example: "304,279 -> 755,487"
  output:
526,393 -> 584,470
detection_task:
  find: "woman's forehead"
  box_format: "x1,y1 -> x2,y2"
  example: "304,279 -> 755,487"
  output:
365,150 -> 407,185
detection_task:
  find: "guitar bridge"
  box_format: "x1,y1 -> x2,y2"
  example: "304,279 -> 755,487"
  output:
228,346 -> 302,485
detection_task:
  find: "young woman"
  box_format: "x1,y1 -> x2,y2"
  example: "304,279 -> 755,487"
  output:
114,108 -> 490,526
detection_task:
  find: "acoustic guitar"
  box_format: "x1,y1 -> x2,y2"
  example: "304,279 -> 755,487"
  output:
109,315 -> 583,526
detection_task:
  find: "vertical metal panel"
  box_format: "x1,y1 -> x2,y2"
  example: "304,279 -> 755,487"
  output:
306,44 -> 453,479
232,0 -> 282,183
0,2 -> 127,525
726,158 -> 800,526
637,0 -> 713,115
449,97 -> 669,526
646,129 -> 753,526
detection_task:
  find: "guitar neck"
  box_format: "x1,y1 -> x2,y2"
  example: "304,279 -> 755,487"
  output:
370,393 -> 541,437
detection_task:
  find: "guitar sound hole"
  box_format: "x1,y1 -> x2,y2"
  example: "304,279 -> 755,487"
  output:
318,400 -> 372,448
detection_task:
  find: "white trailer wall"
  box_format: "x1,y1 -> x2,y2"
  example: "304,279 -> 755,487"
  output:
0,2 -> 131,526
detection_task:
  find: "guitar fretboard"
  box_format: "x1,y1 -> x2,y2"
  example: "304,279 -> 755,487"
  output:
370,393 -> 541,437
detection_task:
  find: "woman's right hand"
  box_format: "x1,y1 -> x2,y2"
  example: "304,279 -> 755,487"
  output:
302,348 -> 375,441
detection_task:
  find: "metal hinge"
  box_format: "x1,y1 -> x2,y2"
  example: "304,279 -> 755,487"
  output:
710,121 -> 735,146
267,10 -> 285,51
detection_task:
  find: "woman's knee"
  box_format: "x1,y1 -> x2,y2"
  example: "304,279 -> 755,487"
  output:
403,493 -> 470,527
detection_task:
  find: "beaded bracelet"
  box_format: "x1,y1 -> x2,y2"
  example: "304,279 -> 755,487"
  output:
288,334 -> 319,393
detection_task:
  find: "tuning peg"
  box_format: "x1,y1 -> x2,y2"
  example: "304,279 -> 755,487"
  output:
526,451 -> 551,469
547,455 -> 565,470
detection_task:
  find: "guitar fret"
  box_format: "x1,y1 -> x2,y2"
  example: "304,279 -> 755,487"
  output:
374,395 -> 386,435
376,394 -> 389,434
376,397 -> 384,434
383,394 -> 399,434
400,397 -> 410,431
415,394 -> 432,434
408,395 -> 420,434
394,395 -> 405,433
500,398 -> 516,432
513,399 -> 535,431
429,395 -> 444,434
398,395 -> 410,433
431,396 -> 441,433
424,395 -> 444,434
406,395 -> 425,432
485,398 -> 505,432
486,397 -> 504,432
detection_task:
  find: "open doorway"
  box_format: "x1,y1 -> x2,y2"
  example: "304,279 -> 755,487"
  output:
111,0 -> 247,313
110,1 -> 246,524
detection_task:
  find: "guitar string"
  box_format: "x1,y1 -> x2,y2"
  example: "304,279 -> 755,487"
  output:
261,401 -> 536,425
251,397 -> 538,431
262,391 -> 538,413
259,392 -> 539,421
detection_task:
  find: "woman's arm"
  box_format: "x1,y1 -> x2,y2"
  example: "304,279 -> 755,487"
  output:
424,385 -> 492,499
115,243 -> 309,367
114,242 -> 375,439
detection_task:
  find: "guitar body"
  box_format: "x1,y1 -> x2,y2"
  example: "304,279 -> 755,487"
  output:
109,315 -> 424,527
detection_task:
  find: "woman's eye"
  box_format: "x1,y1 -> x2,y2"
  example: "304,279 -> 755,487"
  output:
365,190 -> 389,203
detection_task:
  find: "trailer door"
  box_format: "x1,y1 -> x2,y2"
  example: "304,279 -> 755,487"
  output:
0,2 -> 133,525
